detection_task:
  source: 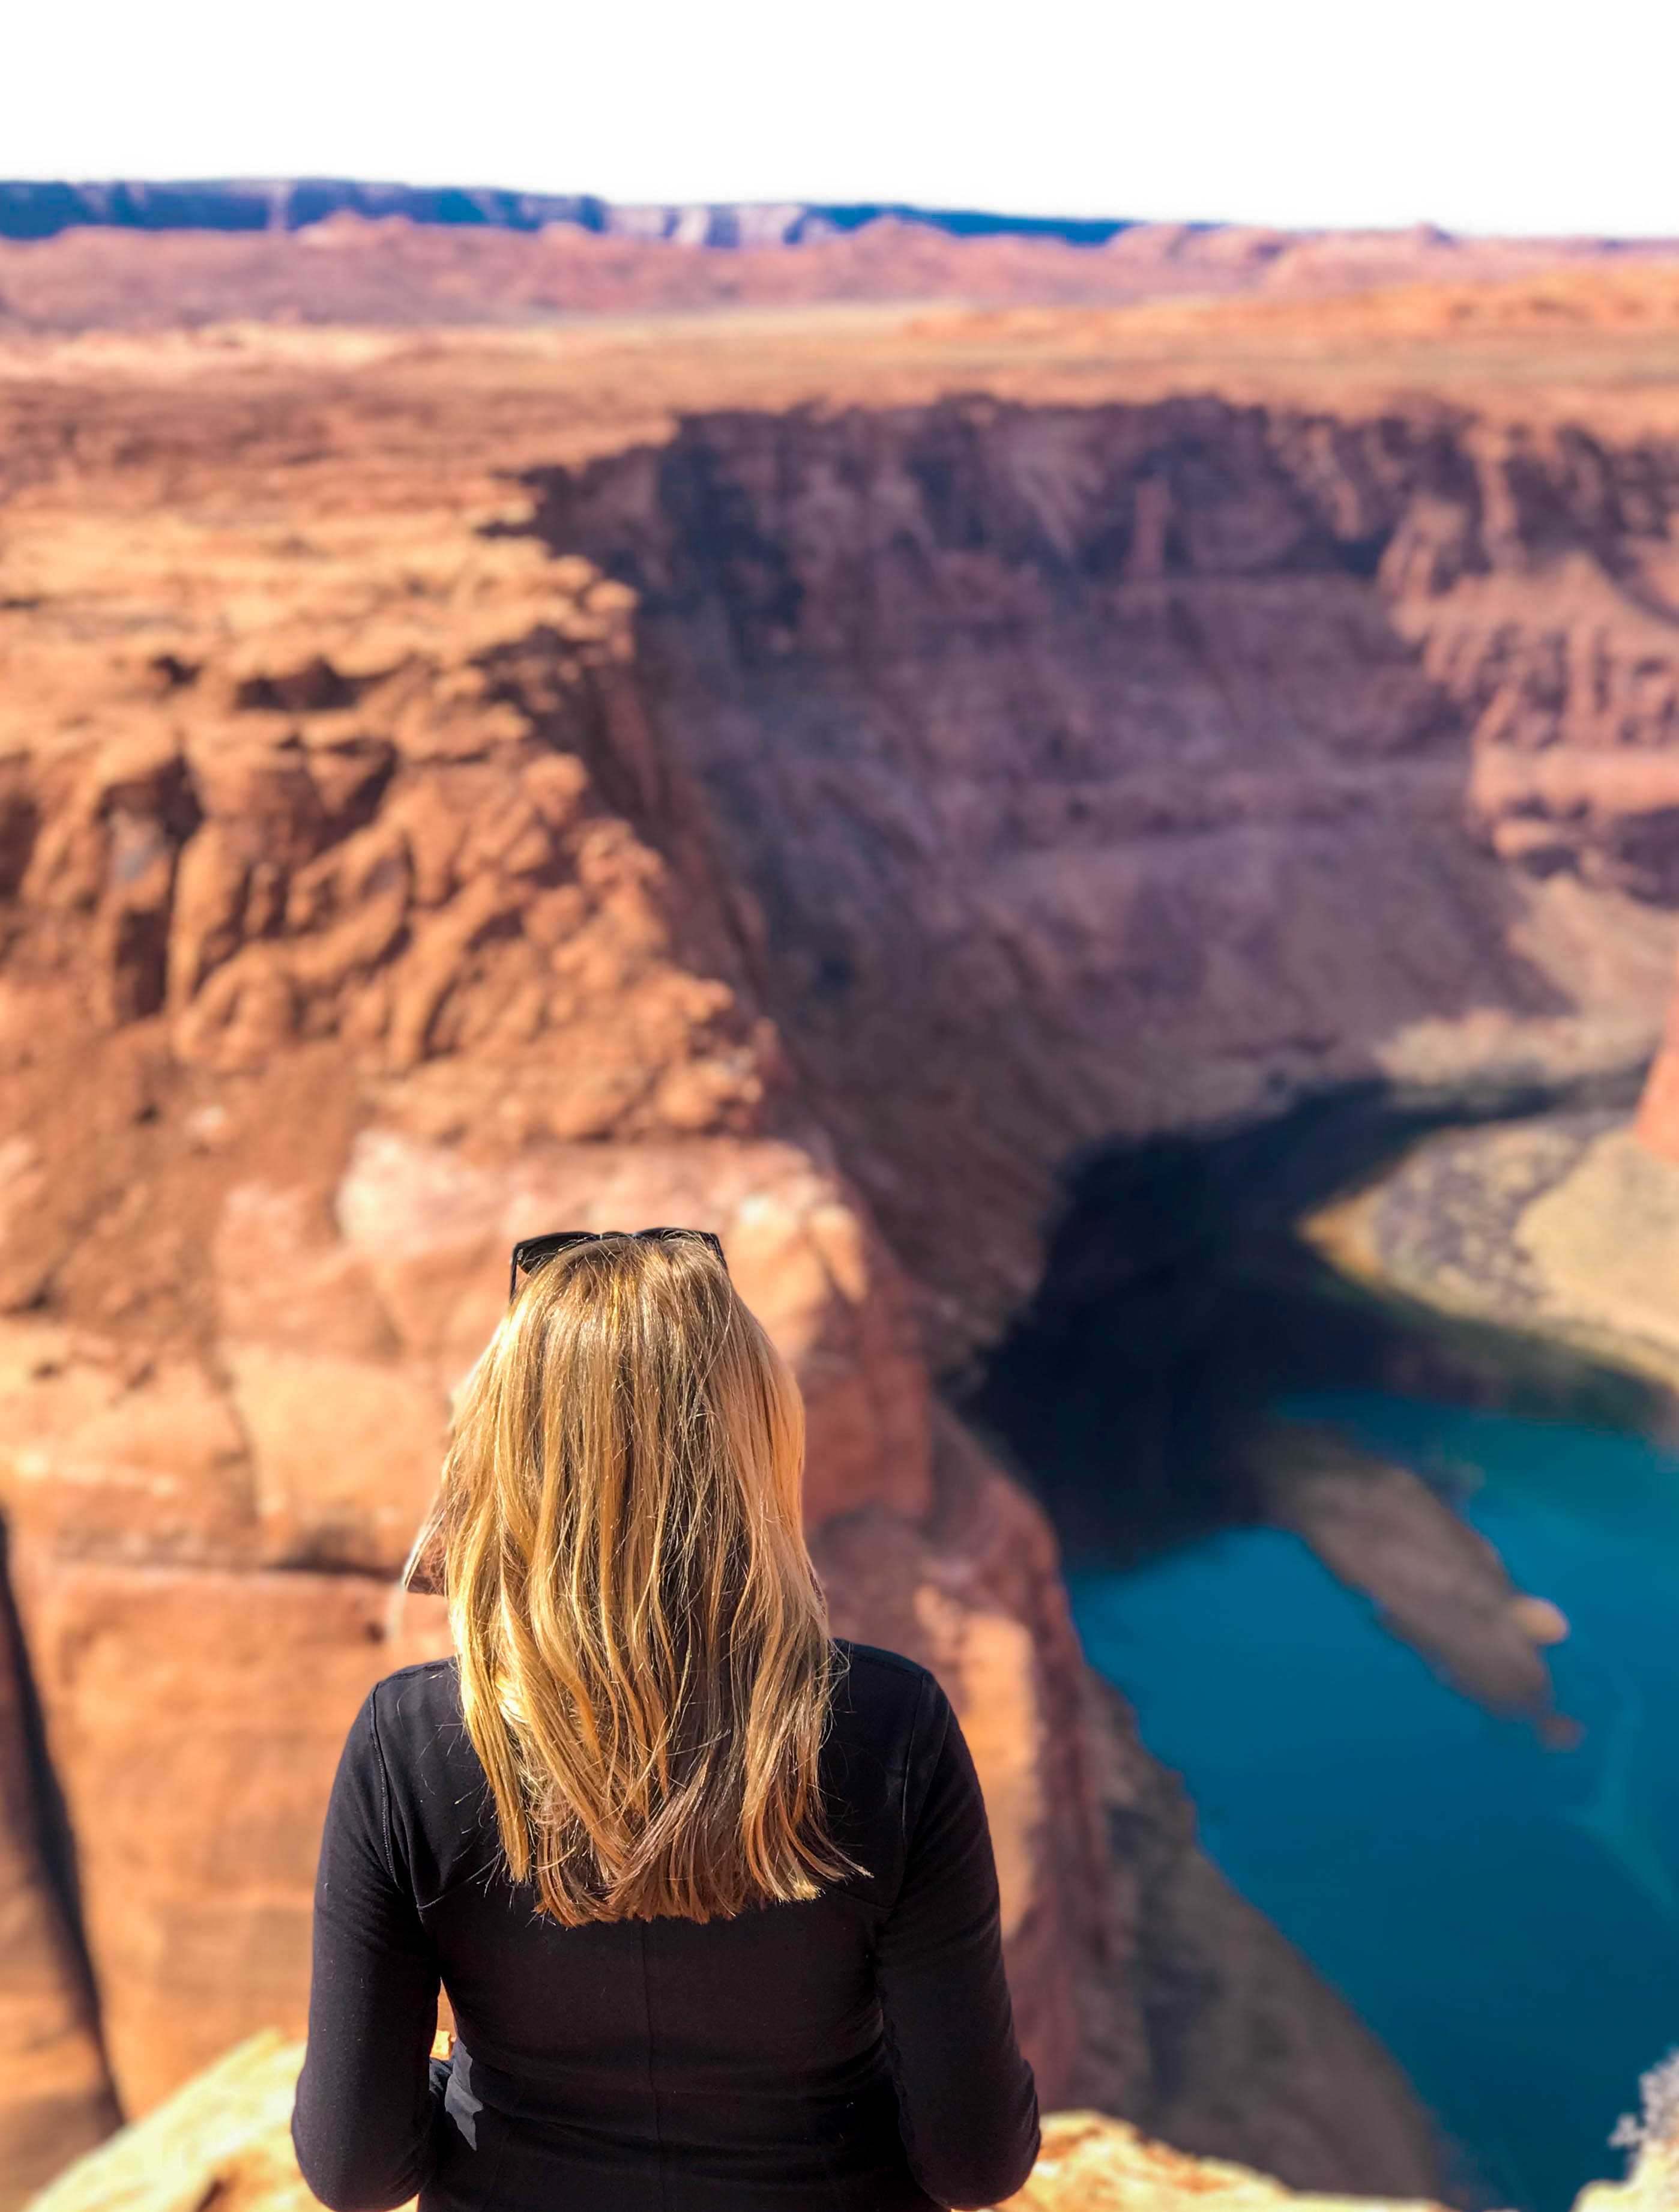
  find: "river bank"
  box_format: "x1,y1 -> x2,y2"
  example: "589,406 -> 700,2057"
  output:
1308,1111 -> 1679,1408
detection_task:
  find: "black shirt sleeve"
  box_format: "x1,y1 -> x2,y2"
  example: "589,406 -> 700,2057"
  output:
873,1680 -> 1041,2209
292,1684 -> 447,2212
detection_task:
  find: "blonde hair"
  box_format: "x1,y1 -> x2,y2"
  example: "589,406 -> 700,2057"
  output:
438,1233 -> 851,1924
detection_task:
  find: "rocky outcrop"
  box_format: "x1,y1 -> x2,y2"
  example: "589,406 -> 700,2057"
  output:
20,2034 -> 324,2212
13,2035 -> 1451,2212
1262,1433 -> 1570,1723
533,395 -> 1679,1364
14,2035 -> 1450,2212
37,308 -> 1679,2198
0,506 -> 959,2112
0,356 -> 1457,2202
21,2032 -> 1675,2212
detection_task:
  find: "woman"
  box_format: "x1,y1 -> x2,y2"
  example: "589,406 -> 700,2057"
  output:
292,1227 -> 1040,2212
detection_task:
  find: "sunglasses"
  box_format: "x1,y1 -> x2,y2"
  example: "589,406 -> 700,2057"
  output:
508,1228 -> 728,1302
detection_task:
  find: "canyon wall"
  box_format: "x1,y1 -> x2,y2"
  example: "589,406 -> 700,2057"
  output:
17,312 -> 1679,2204
0,370 -> 1447,2205
534,395 -> 1679,1360
0,507 -> 969,2105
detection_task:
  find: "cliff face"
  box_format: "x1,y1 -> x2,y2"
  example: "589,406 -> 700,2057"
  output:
11,313 -> 1679,2203
0,495 -> 955,2106
0,344 -> 1453,2204
534,396 -> 1679,1358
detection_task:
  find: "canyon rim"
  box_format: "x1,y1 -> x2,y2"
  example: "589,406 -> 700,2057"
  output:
5,222 -> 1679,2207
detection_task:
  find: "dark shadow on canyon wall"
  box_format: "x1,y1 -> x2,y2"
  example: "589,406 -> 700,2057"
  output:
962,1080 -> 1665,1565
0,1519 -> 103,2022
516,394 -> 1667,1366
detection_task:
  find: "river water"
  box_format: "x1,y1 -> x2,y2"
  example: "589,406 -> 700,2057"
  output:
965,1094 -> 1677,2212
1071,1394 -> 1679,2212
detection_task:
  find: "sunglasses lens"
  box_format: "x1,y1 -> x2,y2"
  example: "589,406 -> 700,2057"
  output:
640,1228 -> 727,1268
510,1232 -> 599,1300
508,1227 -> 727,1300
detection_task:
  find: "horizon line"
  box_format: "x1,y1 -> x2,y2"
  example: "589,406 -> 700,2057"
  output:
1,177 -> 1674,252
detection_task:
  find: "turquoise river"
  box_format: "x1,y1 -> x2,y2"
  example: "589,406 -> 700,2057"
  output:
1070,1392 -> 1679,2212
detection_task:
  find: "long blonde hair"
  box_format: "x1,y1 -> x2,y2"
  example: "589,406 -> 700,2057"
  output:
438,1231 -> 850,1924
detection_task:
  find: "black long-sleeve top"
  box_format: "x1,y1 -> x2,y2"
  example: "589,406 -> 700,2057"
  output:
292,1641 -> 1039,2212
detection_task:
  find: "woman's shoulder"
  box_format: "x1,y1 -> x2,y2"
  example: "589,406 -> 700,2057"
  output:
367,1654 -> 463,1730
360,1658 -> 499,1896
827,1640 -> 954,1769
362,1657 -> 474,1792
831,1636 -> 931,1681
831,1637 -> 942,1700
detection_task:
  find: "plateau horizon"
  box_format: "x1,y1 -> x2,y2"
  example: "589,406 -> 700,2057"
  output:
4,0 -> 1676,239
0,179 -> 1675,254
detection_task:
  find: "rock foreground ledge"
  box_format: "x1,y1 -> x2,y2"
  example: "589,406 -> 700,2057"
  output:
20,2032 -> 1673,2212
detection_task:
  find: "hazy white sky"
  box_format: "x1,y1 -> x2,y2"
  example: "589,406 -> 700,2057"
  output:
3,0 -> 1675,239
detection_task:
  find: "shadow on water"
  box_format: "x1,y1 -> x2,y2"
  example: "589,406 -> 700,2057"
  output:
963,1079 -> 1663,1568
960,1078 -> 1679,2212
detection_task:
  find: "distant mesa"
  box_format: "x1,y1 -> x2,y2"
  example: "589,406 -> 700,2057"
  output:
5,178 -> 1679,337
0,177 -> 1136,247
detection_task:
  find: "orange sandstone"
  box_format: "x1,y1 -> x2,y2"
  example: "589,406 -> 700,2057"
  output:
23,277 -> 1679,2193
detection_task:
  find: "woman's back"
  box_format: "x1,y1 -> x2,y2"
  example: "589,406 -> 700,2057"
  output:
291,1227 -> 1037,2211
294,1640 -> 1038,2211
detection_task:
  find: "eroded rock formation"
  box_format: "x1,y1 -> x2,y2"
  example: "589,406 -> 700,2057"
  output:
0,508 -> 956,2108
532,393 -> 1679,1361
0,350 -> 1450,2205
20,294 -> 1679,2199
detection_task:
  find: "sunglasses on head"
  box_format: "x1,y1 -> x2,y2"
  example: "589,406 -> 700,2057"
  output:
508,1228 -> 728,1302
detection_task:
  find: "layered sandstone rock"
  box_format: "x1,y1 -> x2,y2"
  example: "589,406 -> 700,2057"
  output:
533,396 -> 1679,1362
0,498 -> 976,2132
0,430 -> 1438,2186
26,303 -> 1679,2199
